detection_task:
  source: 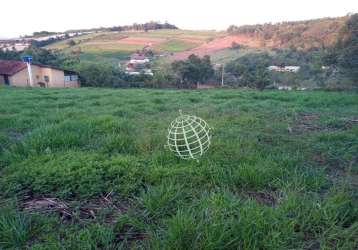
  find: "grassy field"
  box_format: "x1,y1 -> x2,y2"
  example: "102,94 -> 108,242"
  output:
46,30 -> 224,63
153,39 -> 199,53
46,30 -> 222,52
79,51 -> 132,64
210,47 -> 275,64
0,87 -> 357,249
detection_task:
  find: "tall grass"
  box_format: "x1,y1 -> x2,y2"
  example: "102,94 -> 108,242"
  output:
0,86 -> 357,248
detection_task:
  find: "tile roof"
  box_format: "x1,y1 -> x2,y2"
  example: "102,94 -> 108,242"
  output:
0,60 -> 27,76
0,60 -> 75,76
130,53 -> 146,60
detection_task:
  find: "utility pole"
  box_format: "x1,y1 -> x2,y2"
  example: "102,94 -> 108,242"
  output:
26,61 -> 33,87
221,64 -> 225,87
22,55 -> 33,87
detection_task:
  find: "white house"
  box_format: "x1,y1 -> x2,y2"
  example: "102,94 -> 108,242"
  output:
268,66 -> 300,73
284,66 -> 300,73
125,53 -> 152,76
129,54 -> 150,64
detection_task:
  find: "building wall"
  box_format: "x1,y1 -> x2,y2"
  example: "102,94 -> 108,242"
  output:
47,68 -> 65,88
65,80 -> 80,88
0,75 -> 5,85
9,68 -> 30,87
9,66 -> 79,88
32,65 -> 44,87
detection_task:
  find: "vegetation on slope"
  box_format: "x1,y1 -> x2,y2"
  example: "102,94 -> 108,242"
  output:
324,13 -> 358,81
65,21 -> 178,33
153,39 -> 199,52
227,16 -> 350,49
0,87 -> 357,249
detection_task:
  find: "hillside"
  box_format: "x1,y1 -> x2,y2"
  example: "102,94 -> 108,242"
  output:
227,16 -> 350,49
172,16 -> 350,60
46,16 -> 350,62
46,30 -> 225,63
0,87 -> 357,249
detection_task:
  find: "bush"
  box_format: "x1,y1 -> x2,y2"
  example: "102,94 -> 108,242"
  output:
171,54 -> 214,88
73,62 -> 125,87
66,40 -> 76,47
225,53 -> 272,89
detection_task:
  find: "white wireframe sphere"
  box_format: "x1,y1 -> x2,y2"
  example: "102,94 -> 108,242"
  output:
167,112 -> 211,160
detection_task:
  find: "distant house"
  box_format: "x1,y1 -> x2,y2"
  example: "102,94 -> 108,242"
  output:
284,66 -> 300,73
0,42 -> 30,52
277,85 -> 293,90
129,53 -> 150,64
0,60 -> 79,88
125,53 -> 153,76
268,65 -> 300,73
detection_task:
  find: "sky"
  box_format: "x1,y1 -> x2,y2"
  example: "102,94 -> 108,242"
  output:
1,0 -> 357,38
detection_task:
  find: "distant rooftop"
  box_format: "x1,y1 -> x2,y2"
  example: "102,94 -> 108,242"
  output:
0,59 -> 76,76
0,60 -> 26,75
130,53 -> 147,60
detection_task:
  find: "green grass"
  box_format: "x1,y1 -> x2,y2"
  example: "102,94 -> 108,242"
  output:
210,47 -> 276,64
46,29 -> 224,58
153,39 -> 199,52
0,87 -> 357,249
79,51 -> 131,64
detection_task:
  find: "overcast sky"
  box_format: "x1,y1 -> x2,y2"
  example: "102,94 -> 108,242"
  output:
1,0 -> 357,38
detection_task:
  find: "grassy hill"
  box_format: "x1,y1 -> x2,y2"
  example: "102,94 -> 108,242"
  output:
47,30 -> 224,63
0,87 -> 357,249
45,16 -> 349,63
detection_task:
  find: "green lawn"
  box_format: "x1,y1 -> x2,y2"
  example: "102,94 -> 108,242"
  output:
79,51 -> 131,63
210,47 -> 275,64
153,39 -> 199,52
0,87 -> 357,249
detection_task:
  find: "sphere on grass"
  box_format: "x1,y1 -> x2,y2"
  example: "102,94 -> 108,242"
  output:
167,112 -> 211,160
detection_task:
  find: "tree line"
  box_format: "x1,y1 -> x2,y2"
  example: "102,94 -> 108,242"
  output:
227,15 -> 350,49
66,21 -> 178,33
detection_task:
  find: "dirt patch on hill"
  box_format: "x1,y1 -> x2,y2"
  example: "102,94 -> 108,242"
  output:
170,35 -> 262,60
179,38 -> 207,44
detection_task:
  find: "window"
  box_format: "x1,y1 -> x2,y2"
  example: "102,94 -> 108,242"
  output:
65,75 -> 78,81
44,75 -> 49,82
70,75 -> 78,81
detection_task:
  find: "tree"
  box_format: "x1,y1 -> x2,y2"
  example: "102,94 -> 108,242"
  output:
73,62 -> 124,87
231,42 -> 241,50
67,40 -> 76,47
0,49 -> 21,60
252,63 -> 271,90
225,53 -> 272,89
22,46 -> 61,66
171,54 -> 214,88
324,14 -> 358,83
150,70 -> 174,88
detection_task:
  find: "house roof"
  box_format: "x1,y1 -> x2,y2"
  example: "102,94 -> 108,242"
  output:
130,54 -> 146,60
0,60 -> 77,76
64,69 -> 78,75
0,60 -> 27,76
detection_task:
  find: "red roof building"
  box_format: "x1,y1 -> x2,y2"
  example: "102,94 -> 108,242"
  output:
0,60 -> 79,88
0,60 -> 27,76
